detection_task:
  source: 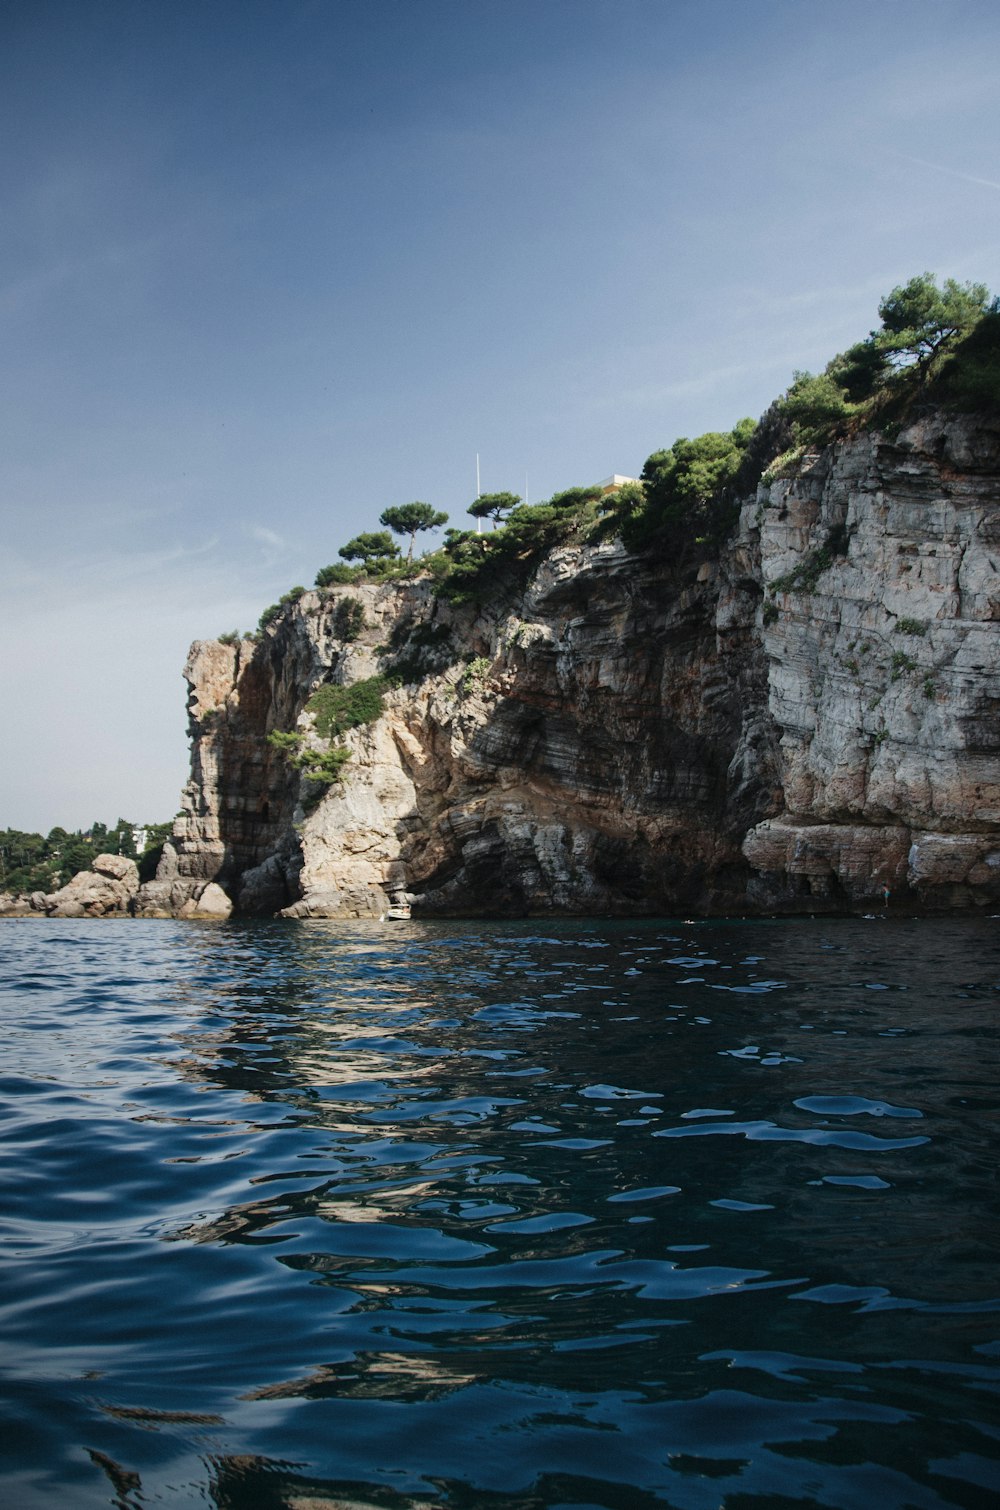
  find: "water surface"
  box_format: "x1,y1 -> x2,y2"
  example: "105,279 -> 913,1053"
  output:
1,916 -> 998,1508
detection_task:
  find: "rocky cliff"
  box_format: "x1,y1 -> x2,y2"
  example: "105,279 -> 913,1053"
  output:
140,410 -> 1000,919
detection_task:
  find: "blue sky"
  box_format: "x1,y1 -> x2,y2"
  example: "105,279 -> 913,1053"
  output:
2,0 -> 998,832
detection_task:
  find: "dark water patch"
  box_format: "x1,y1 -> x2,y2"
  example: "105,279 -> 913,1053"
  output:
0,915 -> 998,1508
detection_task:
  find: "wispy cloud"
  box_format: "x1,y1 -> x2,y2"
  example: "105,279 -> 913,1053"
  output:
0,537 -> 224,607
887,149 -> 1000,195
251,525 -> 286,553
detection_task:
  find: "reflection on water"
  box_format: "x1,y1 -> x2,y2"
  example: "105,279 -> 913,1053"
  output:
1,915 -> 998,1508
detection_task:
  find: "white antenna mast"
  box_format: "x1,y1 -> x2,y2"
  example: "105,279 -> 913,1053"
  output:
476,453 -> 481,534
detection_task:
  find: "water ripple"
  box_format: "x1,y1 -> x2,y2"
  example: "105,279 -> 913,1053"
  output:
1,914 -> 997,1508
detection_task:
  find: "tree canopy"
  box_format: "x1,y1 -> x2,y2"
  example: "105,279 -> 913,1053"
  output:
468,491 -> 519,525
380,502 -> 449,561
0,818 -> 163,896
778,371 -> 856,443
436,488 -> 603,604
773,274 -> 998,452
547,485 -> 604,511
628,419 -> 755,551
873,273 -> 993,378
315,561 -> 361,586
338,530 -> 401,569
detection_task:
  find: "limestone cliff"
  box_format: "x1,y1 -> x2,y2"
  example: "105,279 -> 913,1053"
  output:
744,411 -> 999,908
142,410 -> 1000,918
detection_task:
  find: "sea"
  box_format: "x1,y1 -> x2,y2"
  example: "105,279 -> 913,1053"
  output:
1,915 -> 998,1510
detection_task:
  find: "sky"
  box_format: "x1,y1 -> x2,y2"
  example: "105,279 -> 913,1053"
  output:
1,0 -> 998,833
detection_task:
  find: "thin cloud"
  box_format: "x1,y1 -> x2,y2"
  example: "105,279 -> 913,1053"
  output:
888,149 -> 1000,195
249,525 -> 288,564
251,525 -> 285,550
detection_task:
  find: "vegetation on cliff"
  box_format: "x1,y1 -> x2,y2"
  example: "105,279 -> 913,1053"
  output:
604,419 -> 756,555
766,275 -> 998,459
380,502 -> 450,562
435,485 -> 606,604
595,274 -> 998,560
265,676 -> 391,796
306,677 -> 388,739
249,273 -> 997,632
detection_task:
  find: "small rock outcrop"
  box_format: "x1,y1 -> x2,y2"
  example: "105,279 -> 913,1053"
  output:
141,408 -> 999,918
44,854 -> 140,917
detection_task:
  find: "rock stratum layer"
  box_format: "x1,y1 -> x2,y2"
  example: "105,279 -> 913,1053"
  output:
140,411 -> 1000,918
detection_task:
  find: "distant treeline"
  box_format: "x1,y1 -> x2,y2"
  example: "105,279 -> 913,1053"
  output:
0,819 -> 173,896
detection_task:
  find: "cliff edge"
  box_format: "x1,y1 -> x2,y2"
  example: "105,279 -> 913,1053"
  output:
140,410 -> 1000,918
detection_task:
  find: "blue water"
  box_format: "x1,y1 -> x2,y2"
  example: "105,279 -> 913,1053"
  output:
1,916 -> 998,1509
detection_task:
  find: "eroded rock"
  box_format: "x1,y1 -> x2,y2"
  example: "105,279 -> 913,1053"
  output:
44,855 -> 140,917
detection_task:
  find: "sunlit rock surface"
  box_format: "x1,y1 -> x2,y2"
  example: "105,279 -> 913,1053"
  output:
44,854 -> 140,918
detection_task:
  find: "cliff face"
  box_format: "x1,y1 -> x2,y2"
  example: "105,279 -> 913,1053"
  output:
744,412 -> 999,908
142,411 -> 1000,918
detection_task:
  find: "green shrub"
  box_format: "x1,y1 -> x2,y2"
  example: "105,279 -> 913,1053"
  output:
461,656 -> 491,692
598,423 -> 751,552
777,371 -> 856,443
762,601 -> 779,626
770,546 -> 833,596
217,630 -> 240,646
895,616 -> 927,636
294,747 -> 352,786
316,562 -> 362,587
421,549 -> 454,582
890,651 -> 918,681
623,420 -> 756,554
589,481 -> 647,544
430,484 -> 608,602
761,444 -> 806,485
266,730 -> 302,754
338,531 -> 400,571
757,278 -> 997,463
930,309 -> 1000,410
547,485 -> 604,512
306,677 -> 387,739
333,596 -> 366,641
257,586 -> 307,634
825,340 -> 890,402
435,497 -> 585,603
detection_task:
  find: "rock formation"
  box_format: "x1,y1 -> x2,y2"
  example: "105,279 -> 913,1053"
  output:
744,411 -> 999,909
1,853 -> 142,918
139,409 -> 998,919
